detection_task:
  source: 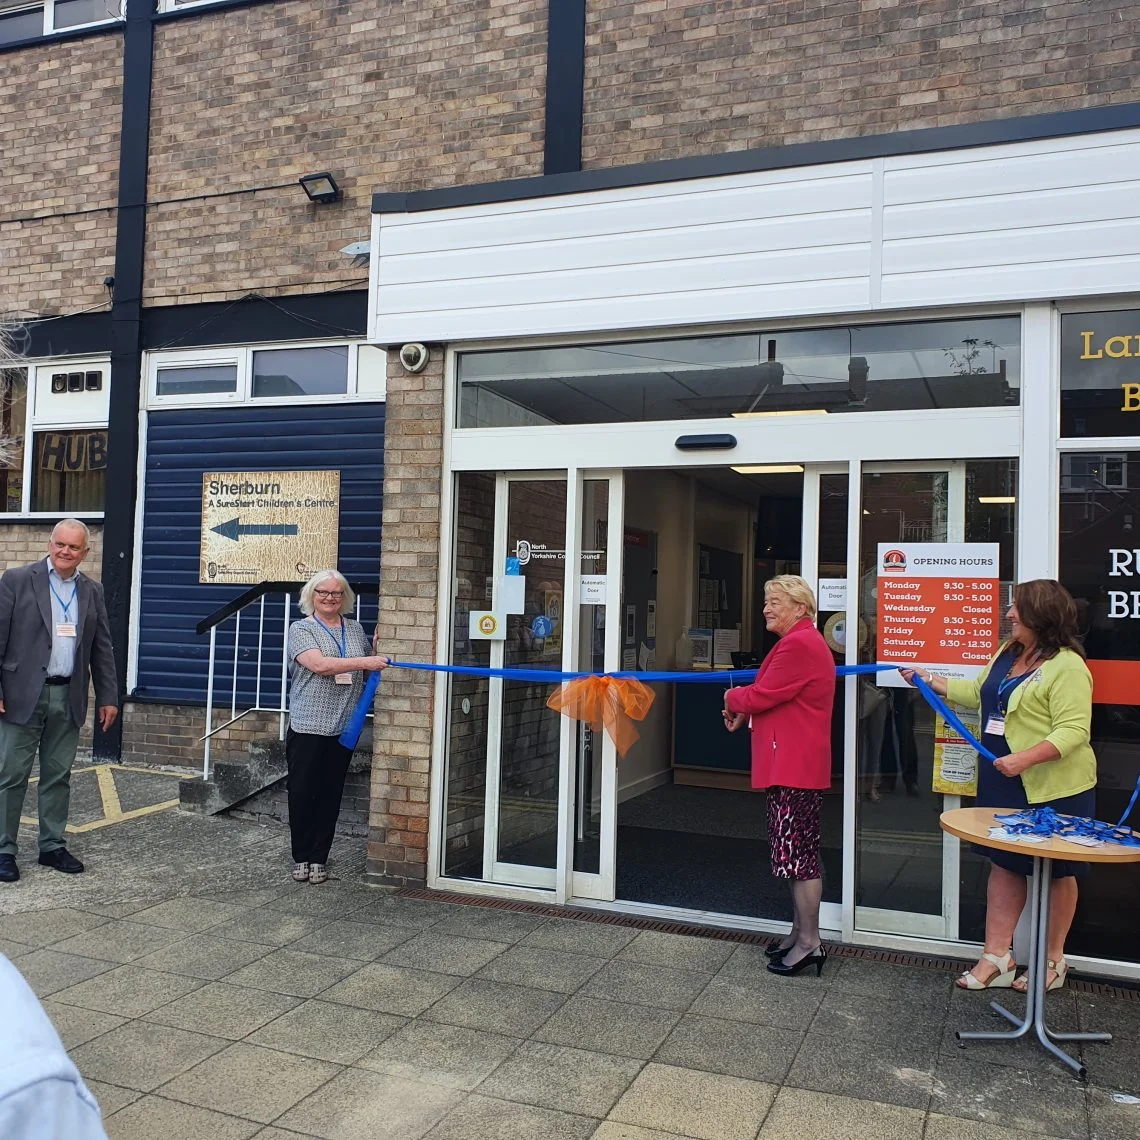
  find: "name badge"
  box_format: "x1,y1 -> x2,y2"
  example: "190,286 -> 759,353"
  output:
334,672 -> 352,685
56,622 -> 77,638
984,715 -> 1006,737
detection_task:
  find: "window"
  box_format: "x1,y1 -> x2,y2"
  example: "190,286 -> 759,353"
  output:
1061,454 -> 1127,492
251,346 -> 348,398
147,342 -> 382,408
1060,309 -> 1140,438
0,0 -> 121,45
0,359 -> 109,517
456,316 -> 1021,428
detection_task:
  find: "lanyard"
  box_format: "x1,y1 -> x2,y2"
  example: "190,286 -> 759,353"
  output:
312,616 -> 347,657
49,579 -> 77,622
997,666 -> 1036,715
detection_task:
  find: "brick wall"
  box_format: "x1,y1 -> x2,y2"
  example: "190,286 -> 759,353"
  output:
144,0 -> 547,304
0,521 -> 103,576
0,35 -> 122,315
582,0 -> 1140,167
119,702 -> 281,769
366,347 -> 444,886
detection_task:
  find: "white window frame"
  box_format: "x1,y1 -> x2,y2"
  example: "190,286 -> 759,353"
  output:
1060,452 -> 1128,492
0,0 -> 124,41
156,0 -> 221,11
145,340 -> 385,410
0,355 -> 110,520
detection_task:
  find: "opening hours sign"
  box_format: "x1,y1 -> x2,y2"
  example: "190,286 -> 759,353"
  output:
875,542 -> 1000,687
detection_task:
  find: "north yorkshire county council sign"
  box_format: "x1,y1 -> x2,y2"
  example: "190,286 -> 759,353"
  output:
200,470 -> 340,585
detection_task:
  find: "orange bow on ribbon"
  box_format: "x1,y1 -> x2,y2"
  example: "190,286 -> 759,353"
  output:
546,675 -> 656,758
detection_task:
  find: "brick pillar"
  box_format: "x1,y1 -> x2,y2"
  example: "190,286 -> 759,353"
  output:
366,346 -> 444,886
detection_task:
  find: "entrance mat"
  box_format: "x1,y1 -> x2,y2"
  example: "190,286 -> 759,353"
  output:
397,885 -> 1139,1003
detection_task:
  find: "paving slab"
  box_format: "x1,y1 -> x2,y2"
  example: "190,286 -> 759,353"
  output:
0,906 -> 109,948
424,1093 -> 599,1140
381,930 -> 510,977
84,1079 -> 141,1117
320,961 -> 463,1017
923,1115 -> 1075,1140
70,1020 -> 228,1092
351,895 -> 457,929
607,1062 -> 776,1140
533,994 -> 681,1059
288,918 -> 416,961
689,972 -> 825,1029
520,917 -> 638,959
104,1094 -> 262,1140
356,1019 -> 520,1090
247,999 -> 407,1064
144,980 -> 301,1038
616,930 -> 735,974
12,947 -> 116,997
654,1012 -> 802,1084
475,942 -> 608,993
157,1041 -> 341,1125
432,906 -> 548,944
275,1067 -> 463,1140
41,999 -> 127,1050
52,918 -> 188,964
51,963 -> 205,1017
132,932 -> 277,981
207,908 -> 328,948
476,1039 -> 643,1117
590,1124 -> 689,1140
222,947 -> 362,998
758,1086 -> 924,1139
421,977 -> 567,1036
580,959 -> 709,1011
128,896 -> 247,932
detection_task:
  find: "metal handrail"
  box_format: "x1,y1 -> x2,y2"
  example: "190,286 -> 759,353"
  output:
197,581 -> 380,779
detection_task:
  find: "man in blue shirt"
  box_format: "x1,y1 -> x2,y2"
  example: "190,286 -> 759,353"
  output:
0,953 -> 107,1137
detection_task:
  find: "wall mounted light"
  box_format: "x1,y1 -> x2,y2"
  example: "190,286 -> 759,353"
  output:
298,172 -> 342,204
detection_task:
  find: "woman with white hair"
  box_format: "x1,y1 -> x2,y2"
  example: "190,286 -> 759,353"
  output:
286,570 -> 388,883
722,575 -> 835,976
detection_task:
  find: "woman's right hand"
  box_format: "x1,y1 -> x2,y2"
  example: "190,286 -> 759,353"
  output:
899,667 -> 947,696
364,655 -> 390,672
722,709 -> 747,733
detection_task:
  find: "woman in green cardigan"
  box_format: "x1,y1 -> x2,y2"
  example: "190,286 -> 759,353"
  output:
902,579 -> 1096,994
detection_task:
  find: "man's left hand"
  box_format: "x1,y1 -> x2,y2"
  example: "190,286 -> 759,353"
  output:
994,751 -> 1033,778
98,706 -> 119,732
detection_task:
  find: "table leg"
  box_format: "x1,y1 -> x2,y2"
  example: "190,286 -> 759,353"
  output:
958,855 -> 1111,1078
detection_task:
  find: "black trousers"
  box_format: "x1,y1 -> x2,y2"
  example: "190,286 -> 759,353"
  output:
286,729 -> 352,864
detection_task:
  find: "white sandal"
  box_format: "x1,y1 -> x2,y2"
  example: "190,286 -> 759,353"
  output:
291,862 -> 310,882
956,950 -> 1016,990
1013,957 -> 1068,994
308,863 -> 328,885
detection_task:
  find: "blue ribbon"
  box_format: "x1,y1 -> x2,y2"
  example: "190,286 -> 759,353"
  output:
338,670 -> 381,750
996,804 -> 1140,848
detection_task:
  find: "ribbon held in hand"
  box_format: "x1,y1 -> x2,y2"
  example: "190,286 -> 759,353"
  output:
547,675 -> 655,758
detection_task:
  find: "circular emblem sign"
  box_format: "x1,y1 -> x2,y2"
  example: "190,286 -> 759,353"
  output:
478,614 -> 499,636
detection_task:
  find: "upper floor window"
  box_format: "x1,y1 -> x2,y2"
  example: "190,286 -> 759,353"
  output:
147,342 -> 386,408
456,316 -> 1021,429
1,358 -> 110,518
0,0 -> 122,46
1060,309 -> 1140,439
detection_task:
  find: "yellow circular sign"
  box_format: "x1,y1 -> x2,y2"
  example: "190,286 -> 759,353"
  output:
478,614 -> 499,636
823,612 -> 867,655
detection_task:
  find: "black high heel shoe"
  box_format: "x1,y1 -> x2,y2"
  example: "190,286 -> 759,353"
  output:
767,944 -> 827,977
764,942 -> 792,960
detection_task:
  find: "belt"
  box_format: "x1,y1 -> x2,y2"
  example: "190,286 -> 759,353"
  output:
44,676 -> 72,686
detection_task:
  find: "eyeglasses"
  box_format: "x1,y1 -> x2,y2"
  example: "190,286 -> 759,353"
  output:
314,589 -> 345,599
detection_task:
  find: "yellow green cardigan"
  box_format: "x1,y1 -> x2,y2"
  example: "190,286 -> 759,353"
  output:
945,646 -> 1097,804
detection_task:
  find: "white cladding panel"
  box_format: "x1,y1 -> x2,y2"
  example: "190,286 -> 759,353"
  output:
371,127 -> 1140,344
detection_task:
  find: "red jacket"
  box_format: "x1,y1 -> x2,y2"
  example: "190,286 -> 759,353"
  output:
724,618 -> 835,790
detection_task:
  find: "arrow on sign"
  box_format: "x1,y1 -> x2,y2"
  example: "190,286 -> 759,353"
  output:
211,518 -> 299,542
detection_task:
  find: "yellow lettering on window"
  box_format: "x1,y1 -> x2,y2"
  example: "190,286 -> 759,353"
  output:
1081,331 -> 1103,360
1121,384 -> 1140,412
1105,336 -> 1133,359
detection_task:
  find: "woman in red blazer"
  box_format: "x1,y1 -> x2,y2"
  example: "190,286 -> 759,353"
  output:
723,575 -> 835,977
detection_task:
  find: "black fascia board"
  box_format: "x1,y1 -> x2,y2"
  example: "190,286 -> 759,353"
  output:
373,100 -> 1140,215
141,291 -> 368,350
543,0 -> 586,176
17,311 -> 112,359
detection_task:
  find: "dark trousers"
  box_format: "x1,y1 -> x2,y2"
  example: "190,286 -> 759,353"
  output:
286,729 -> 352,864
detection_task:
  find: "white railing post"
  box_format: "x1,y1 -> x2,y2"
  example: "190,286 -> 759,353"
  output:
255,594 -> 266,709
279,592 -> 290,741
204,625 -> 217,780
231,609 -> 240,721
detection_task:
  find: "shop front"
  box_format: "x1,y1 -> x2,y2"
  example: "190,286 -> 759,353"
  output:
368,122 -> 1140,977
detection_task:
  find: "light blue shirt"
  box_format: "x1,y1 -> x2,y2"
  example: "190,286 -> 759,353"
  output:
46,557 -> 81,679
0,954 -> 107,1139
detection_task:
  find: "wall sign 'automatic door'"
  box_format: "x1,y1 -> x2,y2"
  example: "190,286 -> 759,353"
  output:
875,541 -> 1000,687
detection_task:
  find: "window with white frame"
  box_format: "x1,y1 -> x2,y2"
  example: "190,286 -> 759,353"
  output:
1061,453 -> 1128,492
147,342 -> 387,408
0,0 -> 122,45
0,358 -> 110,517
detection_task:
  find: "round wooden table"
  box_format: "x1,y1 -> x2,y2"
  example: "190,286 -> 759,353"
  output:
940,806 -> 1140,1078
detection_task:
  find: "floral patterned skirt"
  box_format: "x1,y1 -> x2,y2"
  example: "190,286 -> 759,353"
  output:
766,786 -> 823,881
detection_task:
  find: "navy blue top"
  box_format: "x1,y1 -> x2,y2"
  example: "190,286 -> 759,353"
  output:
977,645 -> 1034,805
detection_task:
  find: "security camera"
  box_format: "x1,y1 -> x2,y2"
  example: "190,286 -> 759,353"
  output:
399,343 -> 429,373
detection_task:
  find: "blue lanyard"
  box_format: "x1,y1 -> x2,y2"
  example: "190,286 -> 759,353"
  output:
312,617 -> 346,657
996,669 -> 1034,715
49,579 -> 77,622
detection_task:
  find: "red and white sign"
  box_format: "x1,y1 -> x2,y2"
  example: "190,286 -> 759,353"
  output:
876,542 -> 1000,687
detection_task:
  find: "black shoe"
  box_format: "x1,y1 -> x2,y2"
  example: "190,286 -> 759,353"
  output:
0,855 -> 18,883
38,848 -> 84,874
764,942 -> 792,960
767,944 -> 827,977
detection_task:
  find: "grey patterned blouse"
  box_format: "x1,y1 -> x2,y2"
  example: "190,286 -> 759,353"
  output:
287,616 -> 373,736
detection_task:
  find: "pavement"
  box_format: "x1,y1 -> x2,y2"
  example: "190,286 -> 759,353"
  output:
0,794 -> 1138,1139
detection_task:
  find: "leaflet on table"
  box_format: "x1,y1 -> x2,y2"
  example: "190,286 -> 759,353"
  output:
875,541 -> 1000,688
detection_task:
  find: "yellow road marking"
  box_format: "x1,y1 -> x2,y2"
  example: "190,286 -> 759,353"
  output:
20,763 -> 196,833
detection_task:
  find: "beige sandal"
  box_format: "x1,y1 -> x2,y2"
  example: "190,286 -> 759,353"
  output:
291,862 -> 310,882
1013,958 -> 1068,993
308,863 -> 329,885
956,950 -> 1016,990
